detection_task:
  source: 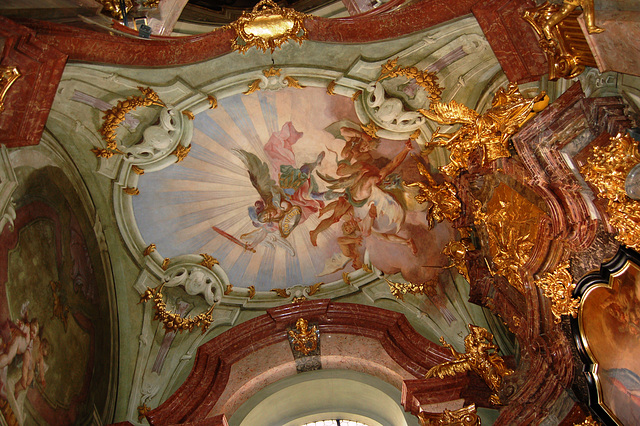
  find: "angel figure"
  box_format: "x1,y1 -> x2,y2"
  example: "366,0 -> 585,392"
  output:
420,83 -> 549,176
218,122 -> 325,255
425,324 -> 514,405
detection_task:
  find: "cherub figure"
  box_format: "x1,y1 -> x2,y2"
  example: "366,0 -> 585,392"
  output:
426,324 -> 514,405
14,335 -> 49,398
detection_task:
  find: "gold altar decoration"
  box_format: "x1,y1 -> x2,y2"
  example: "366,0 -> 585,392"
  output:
0,66 -> 21,114
406,154 -> 461,229
419,83 -> 548,176
288,318 -> 319,355
172,145 -> 191,163
474,185 -> 544,293
426,324 -> 514,405
140,284 -> 215,334
581,133 -> 640,250
419,404 -> 481,426
523,2 -> 598,80
443,239 -> 474,283
199,254 -> 219,271
534,261 -> 580,323
378,58 -> 443,102
92,86 -> 165,159
226,0 -> 310,54
383,276 -> 437,301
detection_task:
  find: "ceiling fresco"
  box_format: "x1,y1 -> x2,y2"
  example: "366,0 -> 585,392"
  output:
133,86 -> 453,290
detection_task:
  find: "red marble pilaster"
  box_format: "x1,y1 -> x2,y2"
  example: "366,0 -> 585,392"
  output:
0,17 -> 67,147
472,0 -> 548,83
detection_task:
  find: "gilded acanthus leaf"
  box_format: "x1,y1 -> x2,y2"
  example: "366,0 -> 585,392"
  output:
307,282 -> 323,296
143,244 -> 156,256
248,285 -> 256,299
378,58 -> 443,102
199,253 -> 219,270
271,288 -> 290,298
326,80 -> 336,96
284,76 -> 304,89
244,79 -> 262,95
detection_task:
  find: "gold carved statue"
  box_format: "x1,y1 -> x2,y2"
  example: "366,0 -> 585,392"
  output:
406,154 -> 462,229
426,324 -> 514,405
140,284 -> 215,334
543,0 -> 604,38
581,133 -> 640,250
523,2 -> 599,80
419,404 -> 481,426
288,318 -> 319,355
419,84 -> 548,176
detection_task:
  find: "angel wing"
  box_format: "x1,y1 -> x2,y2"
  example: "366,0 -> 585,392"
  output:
419,100 -> 479,126
234,149 -> 285,209
425,359 -> 472,379
316,171 -> 359,191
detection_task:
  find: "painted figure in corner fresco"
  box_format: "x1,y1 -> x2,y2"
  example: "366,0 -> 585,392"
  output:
311,124 -> 417,256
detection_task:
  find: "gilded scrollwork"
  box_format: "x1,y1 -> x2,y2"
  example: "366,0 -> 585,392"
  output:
406,154 -> 461,229
534,261 -> 580,323
573,415 -> 601,426
244,67 -> 306,95
426,324 -> 514,405
419,83 -> 548,176
140,283 -> 215,334
93,86 -> 165,159
226,0 -> 310,54
383,276 -> 437,301
581,133 -> 640,250
419,404 -> 481,426
0,66 -> 21,113
288,318 -> 319,355
270,282 -> 324,302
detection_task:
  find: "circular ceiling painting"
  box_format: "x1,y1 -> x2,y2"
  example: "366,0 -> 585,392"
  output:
133,87 -> 450,290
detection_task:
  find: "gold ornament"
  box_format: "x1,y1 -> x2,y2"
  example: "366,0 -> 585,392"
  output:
581,133 -> 640,250
406,154 -> 461,229
384,276 -> 438,301
95,87 -> 165,158
123,186 -> 140,196
226,0 -> 310,54
224,284 -> 233,295
326,80 -> 337,96
132,165 -> 145,175
143,244 -> 156,256
419,404 -> 481,426
351,90 -> 362,101
378,58 -> 443,102
199,254 -> 219,270
534,261 -> 580,323
288,318 -> 318,355
172,145 -> 191,163
248,285 -> 256,299
523,2 -> 598,80
420,83 -> 548,176
0,66 -> 21,113
140,284 -> 215,334
161,258 -> 170,270
573,415 -> 601,426
443,239 -> 473,283
426,324 -> 514,405
283,76 -> 304,89
96,0 -> 133,19
182,110 -> 194,120
208,95 -> 217,109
